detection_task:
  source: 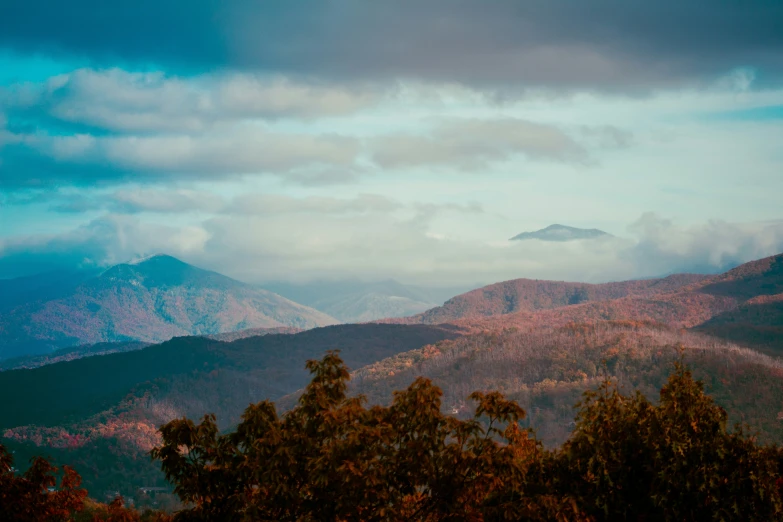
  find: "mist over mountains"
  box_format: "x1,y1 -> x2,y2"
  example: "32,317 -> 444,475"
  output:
263,279 -> 471,322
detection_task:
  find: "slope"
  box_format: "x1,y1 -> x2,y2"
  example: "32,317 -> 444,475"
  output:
350,322 -> 783,448
395,273 -> 708,325
0,255 -> 337,359
0,323 -> 462,495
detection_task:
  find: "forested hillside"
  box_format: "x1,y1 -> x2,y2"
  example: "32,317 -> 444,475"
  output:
0,324 -> 461,495
347,321 -> 783,447
393,273 -> 707,325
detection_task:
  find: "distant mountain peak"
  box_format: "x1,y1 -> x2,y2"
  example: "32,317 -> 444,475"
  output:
127,253 -> 168,265
510,224 -> 611,242
0,255 -> 337,359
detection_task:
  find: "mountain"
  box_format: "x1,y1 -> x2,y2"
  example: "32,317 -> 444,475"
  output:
0,269 -> 99,312
398,253 -> 783,355
0,255 -> 337,360
393,273 -> 708,325
0,323 -> 462,495
263,279 -> 470,322
510,224 -> 611,241
3,253 -> 782,498
318,255 -> 783,449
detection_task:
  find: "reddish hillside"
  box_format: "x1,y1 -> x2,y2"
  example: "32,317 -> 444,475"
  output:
451,254 -> 783,351
0,323 -> 462,496
348,321 -> 783,447
0,255 -> 337,359
392,273 -> 708,325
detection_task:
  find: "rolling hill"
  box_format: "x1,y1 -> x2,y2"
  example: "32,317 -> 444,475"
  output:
393,273 -> 708,325
348,321 -> 783,448
3,252 -> 782,499
448,254 -> 783,352
0,255 -> 337,360
0,323 -> 462,495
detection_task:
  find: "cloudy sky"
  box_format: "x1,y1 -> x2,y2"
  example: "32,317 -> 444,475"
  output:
1,1 -> 783,286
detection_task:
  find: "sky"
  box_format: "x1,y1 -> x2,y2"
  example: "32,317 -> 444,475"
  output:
1,1 -> 783,286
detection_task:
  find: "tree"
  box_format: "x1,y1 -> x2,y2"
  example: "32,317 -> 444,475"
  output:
152,351 -> 584,521
0,443 -> 87,521
548,363 -> 783,520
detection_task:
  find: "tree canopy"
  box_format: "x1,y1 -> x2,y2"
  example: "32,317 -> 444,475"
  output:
3,349 -> 783,520
151,351 -> 783,521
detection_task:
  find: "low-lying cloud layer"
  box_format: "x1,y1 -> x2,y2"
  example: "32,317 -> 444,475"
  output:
2,195 -> 781,286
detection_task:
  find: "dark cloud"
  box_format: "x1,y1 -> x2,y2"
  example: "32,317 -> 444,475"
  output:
1,1 -> 782,90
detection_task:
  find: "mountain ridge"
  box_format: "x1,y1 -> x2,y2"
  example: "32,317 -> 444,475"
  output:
0,255 -> 337,359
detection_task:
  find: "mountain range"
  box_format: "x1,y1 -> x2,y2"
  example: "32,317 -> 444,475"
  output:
391,272 -> 709,325
1,252 -> 782,499
0,255 -> 336,360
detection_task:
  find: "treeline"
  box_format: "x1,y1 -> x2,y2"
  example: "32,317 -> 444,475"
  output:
6,350 -> 783,520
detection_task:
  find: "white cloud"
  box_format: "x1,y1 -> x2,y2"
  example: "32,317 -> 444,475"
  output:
3,209 -> 782,286
1,68 -> 383,133
110,188 -> 227,214
230,193 -> 402,216
20,125 -> 360,182
370,117 -> 589,170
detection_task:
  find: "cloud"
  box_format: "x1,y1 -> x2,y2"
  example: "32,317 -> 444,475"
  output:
1,1 -> 781,91
230,193 -> 402,216
371,118 -> 589,170
2,68 -> 622,189
0,125 -> 361,189
1,68 -> 382,134
110,188 -> 226,214
0,214 -> 210,276
3,209 -> 782,285
625,213 -> 783,275
5,189 -> 484,222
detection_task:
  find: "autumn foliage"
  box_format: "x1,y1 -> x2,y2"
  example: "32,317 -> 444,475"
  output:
0,448 -> 86,521
0,445 -> 167,521
150,351 -> 783,521
4,349 -> 783,520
